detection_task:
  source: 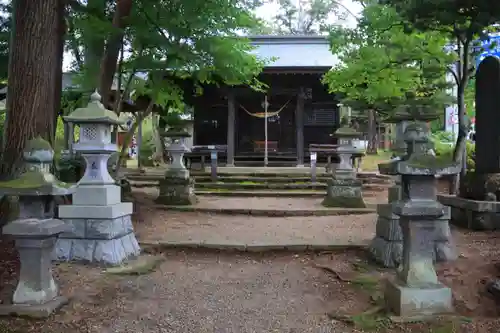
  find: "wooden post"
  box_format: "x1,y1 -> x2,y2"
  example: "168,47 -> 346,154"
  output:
137,117 -> 143,170
210,147 -> 217,182
295,87 -> 305,167
310,151 -> 317,183
226,90 -> 236,167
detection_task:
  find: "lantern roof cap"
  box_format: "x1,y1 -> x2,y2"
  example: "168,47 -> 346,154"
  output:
64,90 -> 123,125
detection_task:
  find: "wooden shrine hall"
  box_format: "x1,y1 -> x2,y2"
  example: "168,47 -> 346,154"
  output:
191,35 -> 342,167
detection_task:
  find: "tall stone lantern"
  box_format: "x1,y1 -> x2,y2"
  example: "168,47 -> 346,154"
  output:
0,138 -> 73,317
322,120 -> 366,208
56,91 -> 140,265
369,109 -> 455,268
156,126 -> 197,205
378,121 -> 460,318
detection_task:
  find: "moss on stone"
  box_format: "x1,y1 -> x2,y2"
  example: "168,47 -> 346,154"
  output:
321,195 -> 367,208
333,126 -> 362,138
0,170 -> 71,190
405,153 -> 455,169
24,137 -> 53,153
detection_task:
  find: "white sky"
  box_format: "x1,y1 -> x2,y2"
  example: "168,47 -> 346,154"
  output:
62,0 -> 362,70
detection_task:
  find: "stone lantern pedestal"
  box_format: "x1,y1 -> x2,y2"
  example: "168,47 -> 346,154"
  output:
0,138 -> 73,318
156,129 -> 197,205
55,92 -> 140,266
322,126 -> 366,208
370,111 -> 456,268
379,122 -> 460,319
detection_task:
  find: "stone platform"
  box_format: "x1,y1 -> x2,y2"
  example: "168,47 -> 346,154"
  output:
438,194 -> 500,230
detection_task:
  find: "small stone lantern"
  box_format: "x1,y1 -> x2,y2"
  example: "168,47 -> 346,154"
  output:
322,122 -> 366,208
56,92 -> 139,265
0,138 -> 74,317
378,121 -> 460,318
156,127 -> 197,205
63,91 -> 121,185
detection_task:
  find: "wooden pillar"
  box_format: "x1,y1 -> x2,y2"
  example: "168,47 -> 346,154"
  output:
137,117 -> 143,169
295,87 -> 305,167
226,90 -> 236,167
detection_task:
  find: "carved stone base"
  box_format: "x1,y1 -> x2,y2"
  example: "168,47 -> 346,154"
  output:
54,214 -> 140,266
0,296 -> 69,319
369,204 -> 457,267
385,279 -> 453,318
438,194 -> 500,230
322,177 -> 366,208
156,176 -> 197,206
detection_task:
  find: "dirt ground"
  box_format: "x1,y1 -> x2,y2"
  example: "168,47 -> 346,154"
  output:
1,189 -> 500,332
1,244 -> 500,333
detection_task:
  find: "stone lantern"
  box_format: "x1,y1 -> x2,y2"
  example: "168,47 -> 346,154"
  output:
56,91 -> 140,265
369,109 -> 455,268
378,121 -> 460,318
0,138 -> 73,317
322,120 -> 366,208
156,127 -> 197,205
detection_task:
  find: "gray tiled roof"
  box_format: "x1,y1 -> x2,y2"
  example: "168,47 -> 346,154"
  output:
248,35 -> 339,68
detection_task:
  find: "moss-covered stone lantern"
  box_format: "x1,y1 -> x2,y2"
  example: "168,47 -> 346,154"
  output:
156,125 -> 197,205
322,118 -> 366,208
0,138 -> 74,317
378,121 -> 460,319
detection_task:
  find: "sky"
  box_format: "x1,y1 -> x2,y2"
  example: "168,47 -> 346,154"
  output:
62,0 -> 362,70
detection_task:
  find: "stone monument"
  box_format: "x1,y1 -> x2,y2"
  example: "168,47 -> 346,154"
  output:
156,127 -> 197,205
322,119 -> 365,208
379,121 -> 460,318
438,56 -> 500,230
55,91 -> 140,265
0,138 -> 73,317
370,111 -> 456,267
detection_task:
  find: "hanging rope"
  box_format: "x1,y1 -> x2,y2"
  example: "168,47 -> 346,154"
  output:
239,99 -> 292,118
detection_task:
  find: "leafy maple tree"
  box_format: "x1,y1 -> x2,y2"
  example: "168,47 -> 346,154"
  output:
323,2 -> 454,154
384,0 -> 500,186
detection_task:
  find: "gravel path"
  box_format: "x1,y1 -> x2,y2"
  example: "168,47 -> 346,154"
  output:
4,252 -> 366,333
136,211 -> 376,247
132,191 -> 377,247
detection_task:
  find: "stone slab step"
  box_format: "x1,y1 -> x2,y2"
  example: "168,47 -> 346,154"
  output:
192,176 -> 392,185
194,190 -> 382,198
128,180 -> 390,192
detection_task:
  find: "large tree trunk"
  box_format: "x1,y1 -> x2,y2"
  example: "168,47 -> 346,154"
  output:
0,0 -> 64,180
366,109 -> 378,155
99,0 -> 133,107
82,0 -> 107,89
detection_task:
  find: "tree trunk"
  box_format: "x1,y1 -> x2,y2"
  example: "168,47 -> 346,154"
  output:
366,109 -> 378,154
82,0 -> 107,89
449,38 -> 471,194
99,0 -> 133,107
0,0 -> 64,180
53,2 -> 66,143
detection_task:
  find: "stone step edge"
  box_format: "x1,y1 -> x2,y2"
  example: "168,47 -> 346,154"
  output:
195,191 -> 325,197
152,205 -> 376,216
129,182 -> 391,190
140,240 -> 370,253
194,191 -> 380,198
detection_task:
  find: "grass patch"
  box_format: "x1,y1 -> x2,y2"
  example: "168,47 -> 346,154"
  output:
361,150 -> 393,171
350,275 -> 380,292
105,255 -> 165,276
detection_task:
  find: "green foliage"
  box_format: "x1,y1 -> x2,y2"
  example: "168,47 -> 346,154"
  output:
67,0 -> 268,113
431,134 -> 475,171
323,3 -> 454,116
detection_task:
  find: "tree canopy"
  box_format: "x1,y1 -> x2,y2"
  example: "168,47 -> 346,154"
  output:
323,3 -> 454,116
384,0 -> 500,169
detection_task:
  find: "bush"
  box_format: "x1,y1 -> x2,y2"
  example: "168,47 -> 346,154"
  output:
432,138 -> 475,172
